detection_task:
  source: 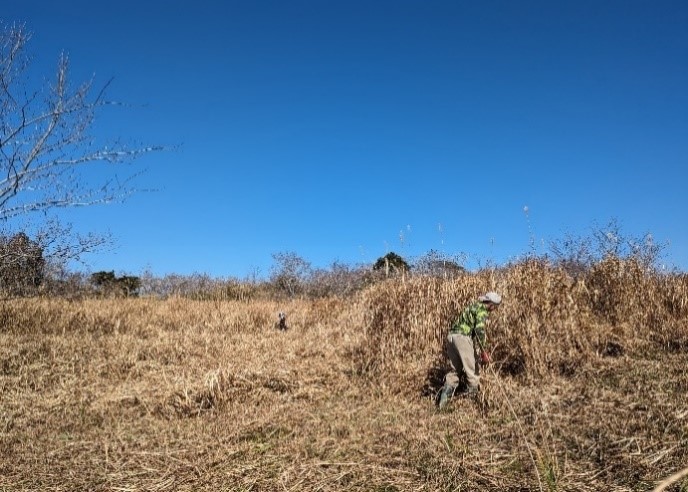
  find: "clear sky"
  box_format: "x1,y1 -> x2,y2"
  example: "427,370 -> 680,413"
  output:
3,0 -> 687,277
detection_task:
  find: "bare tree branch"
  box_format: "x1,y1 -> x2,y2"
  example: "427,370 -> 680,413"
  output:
0,22 -> 162,225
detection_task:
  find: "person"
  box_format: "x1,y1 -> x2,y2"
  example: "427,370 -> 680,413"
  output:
437,291 -> 502,408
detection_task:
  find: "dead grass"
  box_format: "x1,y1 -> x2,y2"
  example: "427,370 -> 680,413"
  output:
1,260 -> 687,491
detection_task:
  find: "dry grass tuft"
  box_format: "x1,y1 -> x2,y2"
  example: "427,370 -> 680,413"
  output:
1,260 -> 687,490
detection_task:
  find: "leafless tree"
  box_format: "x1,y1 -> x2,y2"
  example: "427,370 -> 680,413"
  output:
270,252 -> 312,298
1,23 -> 161,221
413,249 -> 467,279
0,22 -> 161,280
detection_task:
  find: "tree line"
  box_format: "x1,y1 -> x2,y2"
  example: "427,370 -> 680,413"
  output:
0,221 -> 674,301
0,245 -> 468,299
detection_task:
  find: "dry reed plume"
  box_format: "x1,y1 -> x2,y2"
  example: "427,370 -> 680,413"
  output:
1,259 -> 687,491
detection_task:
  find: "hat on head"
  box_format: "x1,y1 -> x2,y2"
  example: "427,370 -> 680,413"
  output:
479,292 -> 502,305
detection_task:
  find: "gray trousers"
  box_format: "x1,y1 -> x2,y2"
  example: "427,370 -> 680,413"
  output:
445,333 -> 480,391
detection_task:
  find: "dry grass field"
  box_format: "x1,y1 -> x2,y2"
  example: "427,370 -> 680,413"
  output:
1,258 -> 687,491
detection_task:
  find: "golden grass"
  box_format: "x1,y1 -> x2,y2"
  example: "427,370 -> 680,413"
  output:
1,259 -> 687,491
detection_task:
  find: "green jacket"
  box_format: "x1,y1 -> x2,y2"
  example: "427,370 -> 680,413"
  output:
449,302 -> 489,347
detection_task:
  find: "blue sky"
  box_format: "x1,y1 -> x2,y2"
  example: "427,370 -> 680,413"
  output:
3,0 -> 687,277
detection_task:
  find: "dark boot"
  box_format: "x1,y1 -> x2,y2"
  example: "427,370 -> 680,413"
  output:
437,385 -> 456,409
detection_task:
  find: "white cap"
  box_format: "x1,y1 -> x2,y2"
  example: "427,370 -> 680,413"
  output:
479,292 -> 502,305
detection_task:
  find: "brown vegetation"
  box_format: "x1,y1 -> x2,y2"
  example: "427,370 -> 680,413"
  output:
1,258 -> 687,491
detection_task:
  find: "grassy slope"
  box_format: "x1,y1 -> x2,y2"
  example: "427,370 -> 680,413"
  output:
1,262 -> 687,491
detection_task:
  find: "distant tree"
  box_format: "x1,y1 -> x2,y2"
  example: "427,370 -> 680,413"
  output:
118,275 -> 141,297
41,270 -> 90,298
0,232 -> 45,296
548,219 -> 669,276
0,22 -> 161,265
270,252 -> 312,297
90,270 -> 116,296
373,252 -> 409,277
306,261 -> 372,298
413,249 -> 466,278
90,270 -> 117,287
90,270 -> 140,297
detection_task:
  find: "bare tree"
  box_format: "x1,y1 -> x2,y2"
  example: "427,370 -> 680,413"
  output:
413,249 -> 467,279
0,23 -> 161,220
270,252 -> 312,298
0,22 -> 161,283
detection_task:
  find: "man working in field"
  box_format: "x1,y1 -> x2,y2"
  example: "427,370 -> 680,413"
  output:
438,292 -> 502,408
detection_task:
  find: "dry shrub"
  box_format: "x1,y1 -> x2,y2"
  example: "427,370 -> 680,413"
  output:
350,274 -> 492,396
492,260 -> 597,380
583,258 -> 688,353
585,256 -> 654,325
353,259 -> 688,386
647,272 -> 688,351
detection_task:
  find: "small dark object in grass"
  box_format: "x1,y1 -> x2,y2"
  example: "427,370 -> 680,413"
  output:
602,340 -> 624,357
276,312 -> 288,331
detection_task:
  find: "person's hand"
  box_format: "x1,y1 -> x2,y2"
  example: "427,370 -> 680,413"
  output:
480,351 -> 491,365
